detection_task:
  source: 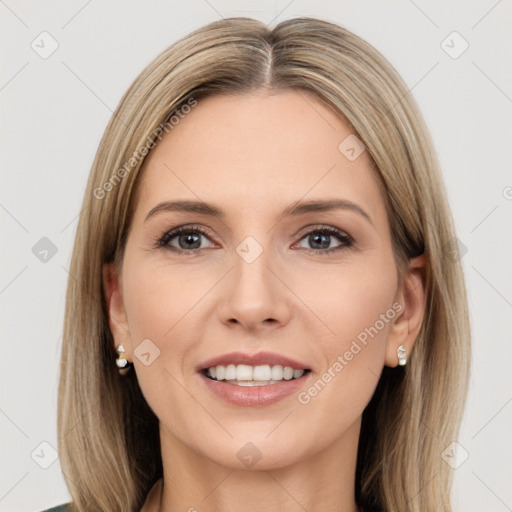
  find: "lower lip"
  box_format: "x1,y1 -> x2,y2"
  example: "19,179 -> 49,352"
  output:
198,371 -> 312,406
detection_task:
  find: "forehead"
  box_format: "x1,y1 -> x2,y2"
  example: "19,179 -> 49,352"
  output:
134,90 -> 384,221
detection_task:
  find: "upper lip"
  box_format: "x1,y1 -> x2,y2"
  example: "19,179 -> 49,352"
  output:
197,351 -> 311,372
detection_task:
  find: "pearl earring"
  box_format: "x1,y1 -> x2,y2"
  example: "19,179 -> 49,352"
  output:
116,344 -> 133,375
397,344 -> 407,366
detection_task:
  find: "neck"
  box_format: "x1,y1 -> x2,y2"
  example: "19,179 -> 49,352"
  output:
146,418 -> 361,512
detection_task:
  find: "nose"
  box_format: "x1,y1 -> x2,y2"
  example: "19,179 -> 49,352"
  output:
218,242 -> 292,334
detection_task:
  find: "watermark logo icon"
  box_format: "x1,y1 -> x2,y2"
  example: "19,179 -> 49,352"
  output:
441,441 -> 469,469
32,237 -> 58,263
31,31 -> 59,59
338,134 -> 366,162
445,237 -> 468,262
441,31 -> 469,59
237,442 -> 262,468
31,441 -> 58,469
236,236 -> 263,264
134,338 -> 161,366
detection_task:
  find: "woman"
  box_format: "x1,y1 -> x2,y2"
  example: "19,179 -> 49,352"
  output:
47,16 -> 470,512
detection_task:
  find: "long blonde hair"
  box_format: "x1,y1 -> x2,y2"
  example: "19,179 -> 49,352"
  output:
58,16 -> 471,511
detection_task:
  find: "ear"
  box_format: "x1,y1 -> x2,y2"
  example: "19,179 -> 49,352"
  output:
103,263 -> 132,356
385,254 -> 428,367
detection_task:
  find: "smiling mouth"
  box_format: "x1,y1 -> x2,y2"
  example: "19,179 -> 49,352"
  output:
201,364 -> 311,386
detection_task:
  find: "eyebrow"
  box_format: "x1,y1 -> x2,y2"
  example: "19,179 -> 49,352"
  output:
144,198 -> 373,225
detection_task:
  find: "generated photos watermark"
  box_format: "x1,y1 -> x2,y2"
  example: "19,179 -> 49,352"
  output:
297,301 -> 403,405
93,97 -> 197,200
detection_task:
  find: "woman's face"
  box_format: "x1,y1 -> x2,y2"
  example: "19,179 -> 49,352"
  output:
105,89 -> 420,470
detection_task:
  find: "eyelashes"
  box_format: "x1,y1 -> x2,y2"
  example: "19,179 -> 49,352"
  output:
156,225 -> 215,252
293,226 -> 354,254
154,224 -> 354,256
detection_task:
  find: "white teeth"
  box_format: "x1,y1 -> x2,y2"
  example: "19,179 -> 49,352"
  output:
252,365 -> 271,381
293,369 -> 305,379
236,364 -> 253,381
215,365 -> 225,380
271,365 -> 283,380
225,364 -> 236,380
205,364 -> 307,382
228,380 -> 279,387
283,366 -> 294,380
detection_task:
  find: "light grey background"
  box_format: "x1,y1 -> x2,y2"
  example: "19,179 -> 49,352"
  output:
1,1 -> 511,511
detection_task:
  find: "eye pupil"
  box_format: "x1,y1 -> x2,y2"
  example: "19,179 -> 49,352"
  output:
180,233 -> 201,249
310,233 -> 330,249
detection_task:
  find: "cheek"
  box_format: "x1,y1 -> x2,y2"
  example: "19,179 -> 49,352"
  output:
301,254 -> 398,385
119,259 -> 202,389
121,257 -> 210,340
120,259 -> 208,435
326,269 -> 396,348
293,270 -> 397,441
